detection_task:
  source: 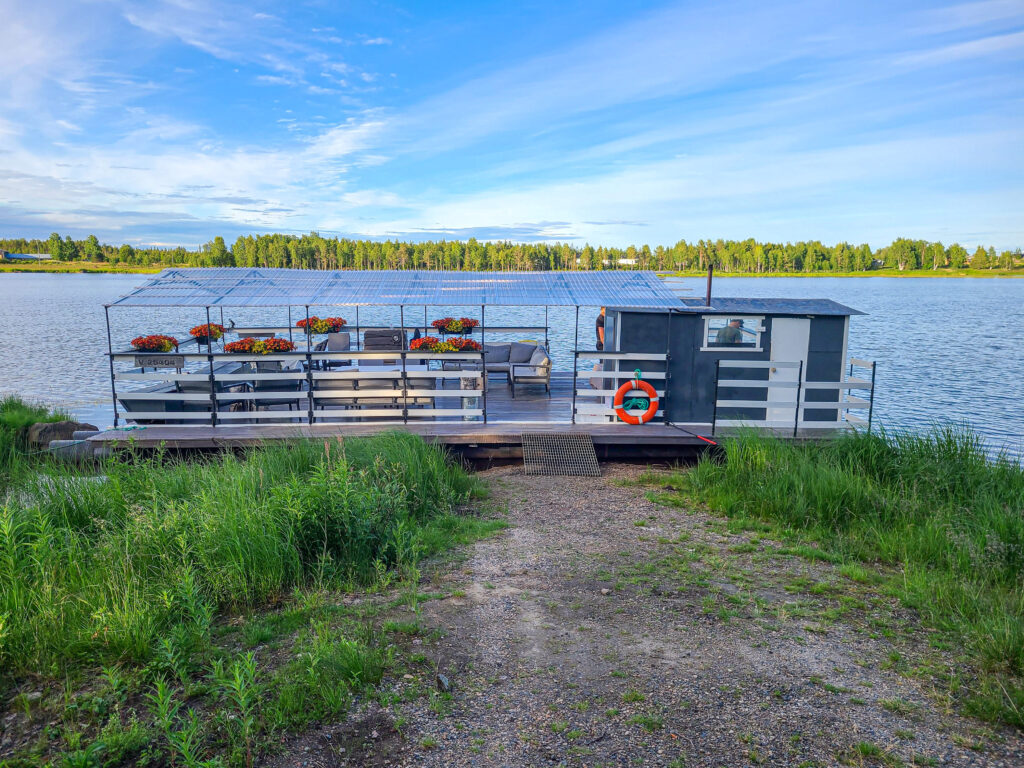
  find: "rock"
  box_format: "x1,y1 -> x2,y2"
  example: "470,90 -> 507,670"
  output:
27,421 -> 97,446
601,588 -> 612,595
436,673 -> 451,693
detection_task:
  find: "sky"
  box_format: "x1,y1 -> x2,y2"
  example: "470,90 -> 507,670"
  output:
1,0 -> 1022,250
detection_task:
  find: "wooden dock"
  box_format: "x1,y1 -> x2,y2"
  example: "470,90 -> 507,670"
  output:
87,421 -> 717,460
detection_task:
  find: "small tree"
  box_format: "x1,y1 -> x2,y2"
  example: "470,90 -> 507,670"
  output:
970,245 -> 991,269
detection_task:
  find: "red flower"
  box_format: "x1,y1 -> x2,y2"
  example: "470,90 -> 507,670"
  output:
449,337 -> 482,351
225,337 -> 296,354
189,323 -> 224,340
410,336 -> 440,350
131,334 -> 179,352
296,316 -> 347,333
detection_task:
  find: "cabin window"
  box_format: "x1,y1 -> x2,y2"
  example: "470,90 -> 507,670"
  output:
701,315 -> 764,352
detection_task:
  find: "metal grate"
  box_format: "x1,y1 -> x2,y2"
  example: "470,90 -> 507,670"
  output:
521,432 -> 601,476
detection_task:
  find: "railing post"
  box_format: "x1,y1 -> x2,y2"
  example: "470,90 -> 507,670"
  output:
401,350 -> 409,425
711,359 -> 720,437
571,352 -> 579,425
478,350 -> 487,423
867,361 -> 877,434
793,360 -> 804,438
306,352 -> 315,425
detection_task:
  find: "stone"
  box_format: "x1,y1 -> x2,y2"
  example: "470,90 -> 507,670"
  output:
601,588 -> 612,595
26,421 -> 97,446
436,673 -> 451,693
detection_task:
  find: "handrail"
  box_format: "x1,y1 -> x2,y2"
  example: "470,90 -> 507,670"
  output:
571,350 -> 670,425
712,358 -> 876,435
111,350 -> 486,427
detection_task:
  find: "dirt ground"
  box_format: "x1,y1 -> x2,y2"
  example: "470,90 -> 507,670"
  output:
287,464 -> 1024,768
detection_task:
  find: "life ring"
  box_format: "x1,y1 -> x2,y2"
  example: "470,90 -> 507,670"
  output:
613,378 -> 658,424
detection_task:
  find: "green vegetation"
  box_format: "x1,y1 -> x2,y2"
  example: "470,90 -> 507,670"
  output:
2,232 -> 1019,273
0,396 -> 66,479
0,433 -> 502,766
650,427 -> 1024,727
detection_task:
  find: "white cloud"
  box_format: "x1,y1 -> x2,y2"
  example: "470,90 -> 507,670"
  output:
363,37 -> 391,45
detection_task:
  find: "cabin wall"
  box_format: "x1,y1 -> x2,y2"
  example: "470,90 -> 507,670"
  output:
614,310 -> 851,426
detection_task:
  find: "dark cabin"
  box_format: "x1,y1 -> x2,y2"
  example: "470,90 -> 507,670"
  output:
607,297 -> 865,431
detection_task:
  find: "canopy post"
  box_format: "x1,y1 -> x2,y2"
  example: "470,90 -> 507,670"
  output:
304,306 -> 311,352
219,307 -> 225,345
480,304 -> 487,424
104,305 -> 118,428
571,305 -> 580,424
544,306 -> 549,350
355,306 -> 360,350
399,305 -> 408,425
205,306 -> 216,427
287,306 -> 293,343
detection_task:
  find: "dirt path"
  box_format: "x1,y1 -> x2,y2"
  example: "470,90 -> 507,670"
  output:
374,465 -> 1023,767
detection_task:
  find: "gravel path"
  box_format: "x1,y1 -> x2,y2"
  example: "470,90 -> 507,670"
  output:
341,464 -> 1024,767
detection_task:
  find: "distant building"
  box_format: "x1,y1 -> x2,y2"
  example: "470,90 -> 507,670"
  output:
0,250 -> 52,261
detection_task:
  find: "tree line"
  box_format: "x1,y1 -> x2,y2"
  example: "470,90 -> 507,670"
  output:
1,232 -> 1020,272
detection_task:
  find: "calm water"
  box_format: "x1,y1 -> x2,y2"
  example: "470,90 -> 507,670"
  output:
0,273 -> 1020,457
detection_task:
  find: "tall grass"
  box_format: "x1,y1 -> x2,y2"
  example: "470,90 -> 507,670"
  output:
0,433 -> 481,678
678,426 -> 1024,725
0,395 -> 67,479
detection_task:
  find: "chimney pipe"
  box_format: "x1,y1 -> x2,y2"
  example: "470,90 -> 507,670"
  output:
705,264 -> 713,306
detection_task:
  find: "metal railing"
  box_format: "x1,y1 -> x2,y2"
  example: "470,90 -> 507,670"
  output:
712,358 -> 876,436
571,351 -> 669,424
110,349 -> 485,427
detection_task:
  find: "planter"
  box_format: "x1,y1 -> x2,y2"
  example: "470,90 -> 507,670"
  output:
410,337 -> 482,353
130,334 -> 179,353
296,316 -> 347,335
430,317 -> 480,335
224,338 -> 296,354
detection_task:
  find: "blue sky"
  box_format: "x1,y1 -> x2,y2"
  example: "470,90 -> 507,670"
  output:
1,0 -> 1022,249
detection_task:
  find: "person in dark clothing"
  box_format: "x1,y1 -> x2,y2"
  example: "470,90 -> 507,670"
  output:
596,307 -> 606,351
716,318 -> 744,344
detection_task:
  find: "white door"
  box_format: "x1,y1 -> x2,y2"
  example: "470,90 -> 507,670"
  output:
767,318 -> 810,426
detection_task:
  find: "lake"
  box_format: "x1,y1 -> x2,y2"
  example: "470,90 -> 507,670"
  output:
0,273 -> 1021,458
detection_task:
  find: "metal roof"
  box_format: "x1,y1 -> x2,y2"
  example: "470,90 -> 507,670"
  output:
109,268 -> 684,308
679,297 -> 864,316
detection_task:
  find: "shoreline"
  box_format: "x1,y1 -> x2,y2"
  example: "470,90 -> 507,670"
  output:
0,262 -> 1021,277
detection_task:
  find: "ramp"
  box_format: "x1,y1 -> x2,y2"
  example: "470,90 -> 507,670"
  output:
521,432 -> 601,476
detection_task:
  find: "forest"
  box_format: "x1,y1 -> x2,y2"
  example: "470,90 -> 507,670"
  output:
1,232 -> 1020,273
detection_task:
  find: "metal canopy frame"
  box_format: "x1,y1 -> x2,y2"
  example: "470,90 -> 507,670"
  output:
107,268 -> 684,309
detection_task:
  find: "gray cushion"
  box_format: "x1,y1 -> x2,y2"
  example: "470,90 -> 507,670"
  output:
509,342 -> 536,363
484,343 -> 510,363
487,362 -> 511,373
528,348 -> 549,367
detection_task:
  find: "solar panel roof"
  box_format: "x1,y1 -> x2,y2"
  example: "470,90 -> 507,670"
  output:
109,268 -> 685,308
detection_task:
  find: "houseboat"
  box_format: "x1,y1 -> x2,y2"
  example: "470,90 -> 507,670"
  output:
93,268 -> 875,459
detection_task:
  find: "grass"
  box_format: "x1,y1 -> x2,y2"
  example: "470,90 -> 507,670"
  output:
0,395 -> 67,480
0,432 -> 501,765
648,426 -> 1024,727
1,432 -> 487,676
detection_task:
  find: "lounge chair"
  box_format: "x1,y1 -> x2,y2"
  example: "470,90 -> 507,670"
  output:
509,346 -> 552,398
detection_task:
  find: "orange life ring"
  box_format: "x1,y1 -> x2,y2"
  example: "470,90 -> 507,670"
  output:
613,379 -> 658,424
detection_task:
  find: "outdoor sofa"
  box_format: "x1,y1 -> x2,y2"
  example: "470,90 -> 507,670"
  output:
483,341 -> 552,397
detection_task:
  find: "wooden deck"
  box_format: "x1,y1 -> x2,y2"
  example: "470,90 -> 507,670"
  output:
87,420 -> 715,459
